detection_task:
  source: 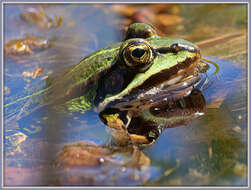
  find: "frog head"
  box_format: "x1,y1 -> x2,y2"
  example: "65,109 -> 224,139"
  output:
97,23 -> 206,145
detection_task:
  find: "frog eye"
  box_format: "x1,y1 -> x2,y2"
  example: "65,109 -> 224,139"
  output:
119,39 -> 155,73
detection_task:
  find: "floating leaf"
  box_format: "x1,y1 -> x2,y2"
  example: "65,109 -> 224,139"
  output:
56,16 -> 63,28
157,14 -> 183,26
32,67 -> 44,79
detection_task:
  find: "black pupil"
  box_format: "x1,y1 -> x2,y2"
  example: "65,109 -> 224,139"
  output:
131,48 -> 145,58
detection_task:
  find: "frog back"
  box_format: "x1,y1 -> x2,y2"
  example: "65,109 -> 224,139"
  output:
46,42 -> 121,103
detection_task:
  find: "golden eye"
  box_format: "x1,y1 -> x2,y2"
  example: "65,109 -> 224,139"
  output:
119,39 -> 155,73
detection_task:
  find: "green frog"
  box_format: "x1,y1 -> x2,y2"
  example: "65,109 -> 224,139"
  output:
44,23 -> 202,108
44,23 -> 207,145
5,23 -> 208,145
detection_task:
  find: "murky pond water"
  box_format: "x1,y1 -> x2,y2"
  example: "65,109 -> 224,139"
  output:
3,4 -> 247,186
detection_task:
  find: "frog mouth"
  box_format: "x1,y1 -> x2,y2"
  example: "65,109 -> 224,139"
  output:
99,55 -> 203,112
134,56 -> 201,92
107,75 -> 202,113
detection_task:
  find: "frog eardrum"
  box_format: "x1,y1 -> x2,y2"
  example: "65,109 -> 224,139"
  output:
119,39 -> 155,73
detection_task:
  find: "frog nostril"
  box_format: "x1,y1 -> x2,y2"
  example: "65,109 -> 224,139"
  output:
132,48 -> 145,58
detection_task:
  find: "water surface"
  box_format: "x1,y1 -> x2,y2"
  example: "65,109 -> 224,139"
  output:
3,4 -> 247,186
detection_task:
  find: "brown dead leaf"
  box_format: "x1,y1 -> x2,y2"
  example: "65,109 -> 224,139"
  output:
164,168 -> 175,176
68,177 -> 78,183
55,15 -> 63,28
110,5 -> 137,17
137,151 -> 151,167
207,97 -> 226,109
19,8 -> 62,30
22,71 -> 33,78
12,132 -> 27,144
40,75 -> 49,80
207,90 -> 228,108
233,162 -> 247,178
129,134 -> 149,145
151,4 -> 180,14
5,35 -> 49,56
55,143 -> 110,168
133,8 -> 155,24
32,67 -> 44,79
208,142 -> 213,159
102,114 -> 124,130
22,67 -> 43,79
5,40 -> 32,55
106,118 -> 124,130
157,14 -> 183,26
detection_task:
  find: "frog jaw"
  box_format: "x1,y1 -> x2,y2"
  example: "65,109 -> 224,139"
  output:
97,50 -> 201,112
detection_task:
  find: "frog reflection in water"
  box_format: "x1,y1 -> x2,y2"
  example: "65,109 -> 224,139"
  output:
52,87 -> 206,185
52,88 -> 206,185
43,23 -> 208,145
